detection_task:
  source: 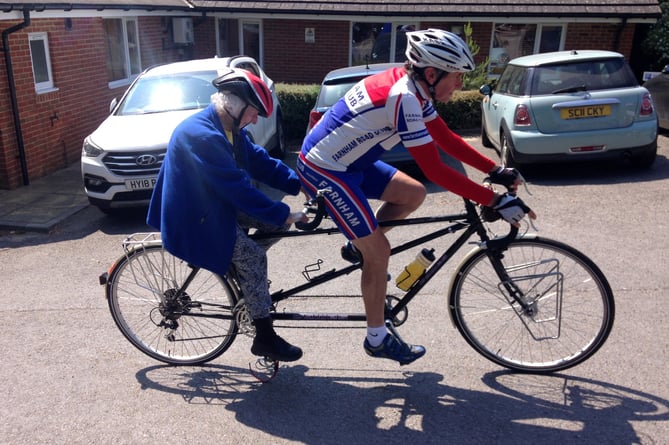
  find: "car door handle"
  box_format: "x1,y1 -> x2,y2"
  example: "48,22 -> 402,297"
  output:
492,101 -> 499,109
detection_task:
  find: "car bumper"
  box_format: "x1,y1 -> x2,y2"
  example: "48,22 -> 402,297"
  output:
511,121 -> 658,162
81,158 -> 155,209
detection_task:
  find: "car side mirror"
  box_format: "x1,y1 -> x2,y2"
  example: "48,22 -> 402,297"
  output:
479,84 -> 493,96
662,65 -> 669,75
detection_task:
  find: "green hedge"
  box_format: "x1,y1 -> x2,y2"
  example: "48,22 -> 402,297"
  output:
276,83 -> 482,142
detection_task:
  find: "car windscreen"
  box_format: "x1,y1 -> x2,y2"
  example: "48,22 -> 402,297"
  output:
531,58 -> 638,95
117,71 -> 218,115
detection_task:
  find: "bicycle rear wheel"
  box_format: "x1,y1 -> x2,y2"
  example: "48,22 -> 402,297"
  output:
106,243 -> 239,365
449,237 -> 614,373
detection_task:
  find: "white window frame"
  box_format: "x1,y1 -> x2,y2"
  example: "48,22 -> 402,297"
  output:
105,17 -> 142,89
240,19 -> 263,66
28,32 -> 56,93
349,22 -> 417,66
488,23 -> 567,78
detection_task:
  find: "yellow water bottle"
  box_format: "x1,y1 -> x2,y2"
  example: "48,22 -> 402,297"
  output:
395,248 -> 435,291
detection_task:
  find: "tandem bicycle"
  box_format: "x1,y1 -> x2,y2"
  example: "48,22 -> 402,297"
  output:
99,186 -> 615,380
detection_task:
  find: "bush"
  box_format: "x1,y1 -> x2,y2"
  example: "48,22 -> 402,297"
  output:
276,83 -> 319,141
276,83 -> 482,142
436,90 -> 483,130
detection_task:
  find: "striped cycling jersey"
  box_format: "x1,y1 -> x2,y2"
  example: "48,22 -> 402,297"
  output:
301,66 -> 437,172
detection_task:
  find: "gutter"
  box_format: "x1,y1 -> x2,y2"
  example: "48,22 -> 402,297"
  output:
2,8 -> 30,185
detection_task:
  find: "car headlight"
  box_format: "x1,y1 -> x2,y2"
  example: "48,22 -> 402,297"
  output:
82,137 -> 105,157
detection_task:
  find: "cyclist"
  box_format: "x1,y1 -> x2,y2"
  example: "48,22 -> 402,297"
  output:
297,28 -> 535,365
147,68 -> 307,362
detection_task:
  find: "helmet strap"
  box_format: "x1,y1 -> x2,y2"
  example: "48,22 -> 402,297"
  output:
225,103 -> 250,135
426,69 -> 447,102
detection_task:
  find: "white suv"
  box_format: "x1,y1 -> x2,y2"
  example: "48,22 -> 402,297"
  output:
81,56 -> 285,214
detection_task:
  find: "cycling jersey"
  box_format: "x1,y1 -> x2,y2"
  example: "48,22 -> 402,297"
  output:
298,66 -> 497,240
302,66 -> 436,172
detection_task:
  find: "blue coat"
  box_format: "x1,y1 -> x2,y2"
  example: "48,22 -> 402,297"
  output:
147,104 -> 301,276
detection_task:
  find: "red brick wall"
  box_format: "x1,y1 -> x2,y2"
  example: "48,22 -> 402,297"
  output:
0,17 -> 117,188
564,22 -> 634,58
0,16 -> 192,189
263,19 -> 350,84
193,17 -> 217,59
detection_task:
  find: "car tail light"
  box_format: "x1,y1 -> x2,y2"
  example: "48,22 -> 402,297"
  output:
640,93 -> 654,116
514,104 -> 531,126
308,110 -> 324,132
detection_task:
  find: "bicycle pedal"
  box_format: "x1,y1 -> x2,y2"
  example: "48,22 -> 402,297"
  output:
249,357 -> 279,383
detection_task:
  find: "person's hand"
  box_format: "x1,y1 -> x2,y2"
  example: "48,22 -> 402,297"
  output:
286,210 -> 309,225
487,166 -> 522,192
492,193 -> 537,227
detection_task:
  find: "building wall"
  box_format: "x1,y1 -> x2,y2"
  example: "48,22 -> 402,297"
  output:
564,22 -> 636,55
0,14 -> 640,189
0,15 -> 188,189
263,19 -> 350,84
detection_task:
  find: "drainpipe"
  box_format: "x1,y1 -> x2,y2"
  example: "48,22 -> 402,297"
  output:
2,8 -> 31,185
614,17 -> 628,53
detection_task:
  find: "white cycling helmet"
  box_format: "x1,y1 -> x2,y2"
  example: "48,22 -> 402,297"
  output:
405,29 -> 475,73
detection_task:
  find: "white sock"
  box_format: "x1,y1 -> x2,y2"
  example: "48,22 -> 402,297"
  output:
366,326 -> 387,347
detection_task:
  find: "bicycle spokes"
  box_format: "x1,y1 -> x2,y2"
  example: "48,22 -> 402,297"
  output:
498,259 -> 564,341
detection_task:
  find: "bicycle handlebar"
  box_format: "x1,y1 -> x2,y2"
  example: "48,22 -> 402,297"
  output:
294,188 -> 329,231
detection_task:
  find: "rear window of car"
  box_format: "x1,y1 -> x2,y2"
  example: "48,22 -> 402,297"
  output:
496,65 -> 529,96
530,58 -> 638,95
317,75 -> 369,108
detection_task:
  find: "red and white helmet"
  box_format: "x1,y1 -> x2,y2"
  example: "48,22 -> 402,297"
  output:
405,29 -> 475,73
212,68 -> 273,118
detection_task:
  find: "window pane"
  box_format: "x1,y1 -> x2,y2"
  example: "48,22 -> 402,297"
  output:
539,26 -> 562,52
126,19 -> 141,75
218,19 -> 239,56
104,19 -> 126,81
242,22 -> 260,62
352,22 -> 382,65
490,24 -> 537,75
29,38 -> 49,83
352,23 -> 413,65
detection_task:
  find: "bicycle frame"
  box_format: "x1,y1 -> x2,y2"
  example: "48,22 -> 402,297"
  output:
107,194 -> 615,374
239,199 -> 514,325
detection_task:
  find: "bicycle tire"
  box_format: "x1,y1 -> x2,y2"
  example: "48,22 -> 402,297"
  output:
106,243 -> 239,365
449,236 -> 614,373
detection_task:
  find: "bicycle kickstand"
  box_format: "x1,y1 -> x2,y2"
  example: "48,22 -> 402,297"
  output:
249,356 -> 279,383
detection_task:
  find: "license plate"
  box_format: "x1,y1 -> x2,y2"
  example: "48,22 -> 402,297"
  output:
560,105 -> 612,119
125,177 -> 157,191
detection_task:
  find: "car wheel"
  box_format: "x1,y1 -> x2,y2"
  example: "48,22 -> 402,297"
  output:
500,130 -> 518,169
481,120 -> 494,148
629,142 -> 657,168
269,112 -> 286,160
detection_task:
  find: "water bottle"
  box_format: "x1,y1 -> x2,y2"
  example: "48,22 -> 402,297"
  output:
395,248 -> 435,291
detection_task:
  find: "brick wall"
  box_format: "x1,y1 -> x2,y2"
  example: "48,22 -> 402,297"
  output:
0,16 -> 193,189
263,19 -> 350,84
0,17 -> 117,188
564,22 -> 634,58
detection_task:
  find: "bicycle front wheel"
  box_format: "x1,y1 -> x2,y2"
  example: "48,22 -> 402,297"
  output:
106,244 -> 239,365
449,237 -> 614,373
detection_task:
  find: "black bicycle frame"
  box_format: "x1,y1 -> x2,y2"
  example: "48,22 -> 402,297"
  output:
175,199 -> 517,324
253,199 -> 491,323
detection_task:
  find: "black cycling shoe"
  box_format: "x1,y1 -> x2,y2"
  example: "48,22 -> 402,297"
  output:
341,241 -> 362,264
251,334 -> 303,362
251,317 -> 303,362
